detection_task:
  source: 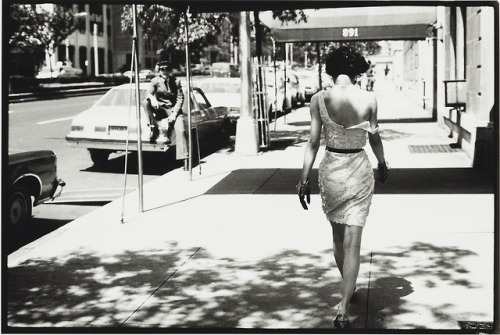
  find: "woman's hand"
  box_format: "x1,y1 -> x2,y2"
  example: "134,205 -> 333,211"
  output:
377,161 -> 389,183
297,179 -> 311,210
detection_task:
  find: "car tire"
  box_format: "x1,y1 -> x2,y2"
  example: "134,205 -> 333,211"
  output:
89,149 -> 110,167
8,186 -> 32,232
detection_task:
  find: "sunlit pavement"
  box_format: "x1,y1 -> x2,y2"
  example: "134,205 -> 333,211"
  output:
6,88 -> 494,330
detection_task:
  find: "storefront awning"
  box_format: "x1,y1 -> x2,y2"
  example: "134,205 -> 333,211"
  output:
260,6 -> 437,42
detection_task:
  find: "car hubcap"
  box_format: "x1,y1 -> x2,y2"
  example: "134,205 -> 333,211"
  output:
10,196 -> 26,226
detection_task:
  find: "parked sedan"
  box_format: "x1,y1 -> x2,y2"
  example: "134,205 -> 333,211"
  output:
210,62 -> 240,78
295,70 -> 320,102
36,65 -> 84,79
139,69 -> 156,81
66,83 -> 232,166
199,78 -> 241,134
199,77 -> 277,133
264,67 -> 293,115
8,150 -> 65,232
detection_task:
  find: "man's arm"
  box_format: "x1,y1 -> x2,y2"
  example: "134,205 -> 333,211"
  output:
146,78 -> 159,108
172,79 -> 184,115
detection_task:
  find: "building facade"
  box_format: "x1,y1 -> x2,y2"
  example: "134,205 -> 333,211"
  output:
48,4 -> 160,75
437,5 -> 495,166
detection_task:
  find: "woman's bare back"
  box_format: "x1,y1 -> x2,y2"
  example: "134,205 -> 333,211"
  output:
323,85 -> 374,128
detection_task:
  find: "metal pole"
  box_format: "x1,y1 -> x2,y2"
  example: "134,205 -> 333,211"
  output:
93,17 -> 99,76
184,9 -> 193,180
132,4 -> 144,211
432,28 -> 438,121
270,36 -> 277,130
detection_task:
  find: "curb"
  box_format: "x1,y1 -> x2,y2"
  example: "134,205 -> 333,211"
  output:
8,86 -> 115,103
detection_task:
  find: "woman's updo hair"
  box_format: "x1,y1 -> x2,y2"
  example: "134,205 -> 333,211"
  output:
325,46 -> 370,78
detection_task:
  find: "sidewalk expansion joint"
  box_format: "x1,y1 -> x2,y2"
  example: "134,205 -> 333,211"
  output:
120,246 -> 202,327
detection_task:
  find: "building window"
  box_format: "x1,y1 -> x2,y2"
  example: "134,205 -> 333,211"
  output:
79,46 -> 87,72
108,50 -> 113,72
78,18 -> 86,34
91,21 -> 104,36
89,4 -> 102,16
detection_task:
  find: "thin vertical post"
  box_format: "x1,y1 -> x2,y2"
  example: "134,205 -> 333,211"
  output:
184,9 -> 192,180
432,28 -> 438,121
132,4 -> 143,211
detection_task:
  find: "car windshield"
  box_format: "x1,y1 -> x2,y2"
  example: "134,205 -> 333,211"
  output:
97,88 -> 147,106
200,81 -> 240,94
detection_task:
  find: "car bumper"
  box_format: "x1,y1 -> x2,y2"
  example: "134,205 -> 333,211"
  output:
66,136 -> 173,152
51,179 -> 66,200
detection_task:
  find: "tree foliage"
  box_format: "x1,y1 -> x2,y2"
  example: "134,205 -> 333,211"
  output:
121,5 -> 219,67
120,6 -> 309,66
326,41 -> 381,57
9,4 -> 44,53
9,4 -> 78,63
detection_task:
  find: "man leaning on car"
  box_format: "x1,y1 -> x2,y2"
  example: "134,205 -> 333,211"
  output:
142,56 -> 188,169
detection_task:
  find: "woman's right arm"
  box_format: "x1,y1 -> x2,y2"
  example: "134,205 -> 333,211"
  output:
367,96 -> 389,182
300,94 -> 323,183
367,96 -> 386,164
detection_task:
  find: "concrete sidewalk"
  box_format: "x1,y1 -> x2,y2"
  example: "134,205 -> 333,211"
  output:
6,97 -> 495,330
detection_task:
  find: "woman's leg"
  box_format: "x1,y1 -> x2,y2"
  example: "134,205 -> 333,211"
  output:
338,224 -> 363,315
331,222 -> 345,277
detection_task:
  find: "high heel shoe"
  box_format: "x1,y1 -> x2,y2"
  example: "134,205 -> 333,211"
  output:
333,314 -> 350,329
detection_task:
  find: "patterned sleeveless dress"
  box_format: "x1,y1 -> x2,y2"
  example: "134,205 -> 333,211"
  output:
317,90 -> 378,227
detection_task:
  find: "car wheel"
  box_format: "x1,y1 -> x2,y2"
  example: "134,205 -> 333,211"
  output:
8,186 -> 32,232
89,149 -> 110,167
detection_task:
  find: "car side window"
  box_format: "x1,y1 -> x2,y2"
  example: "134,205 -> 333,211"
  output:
192,90 -> 209,110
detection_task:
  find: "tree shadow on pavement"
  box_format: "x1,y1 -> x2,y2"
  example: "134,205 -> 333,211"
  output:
81,139 -> 233,176
6,240 -> 484,330
205,168 -> 493,195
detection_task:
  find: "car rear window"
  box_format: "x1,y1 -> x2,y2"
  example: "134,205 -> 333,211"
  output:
200,81 -> 240,94
97,88 -> 147,106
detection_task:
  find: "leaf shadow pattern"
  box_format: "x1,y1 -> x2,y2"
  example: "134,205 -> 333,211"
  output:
6,239 -> 483,330
365,242 -> 484,329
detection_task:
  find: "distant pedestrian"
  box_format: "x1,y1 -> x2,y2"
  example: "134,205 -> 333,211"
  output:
143,57 -> 188,169
297,46 -> 388,329
366,60 -> 375,91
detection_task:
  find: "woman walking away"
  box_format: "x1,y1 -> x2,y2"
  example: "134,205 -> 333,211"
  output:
297,46 -> 389,329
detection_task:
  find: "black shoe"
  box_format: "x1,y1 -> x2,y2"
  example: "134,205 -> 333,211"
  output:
149,125 -> 159,144
333,314 -> 350,329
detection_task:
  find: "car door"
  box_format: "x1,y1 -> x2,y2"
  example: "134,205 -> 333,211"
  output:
190,88 -> 211,139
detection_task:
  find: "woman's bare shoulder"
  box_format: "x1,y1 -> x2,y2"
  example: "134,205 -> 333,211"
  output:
351,88 -> 376,105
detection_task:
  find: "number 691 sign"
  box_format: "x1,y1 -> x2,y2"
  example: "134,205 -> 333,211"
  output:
342,28 -> 359,38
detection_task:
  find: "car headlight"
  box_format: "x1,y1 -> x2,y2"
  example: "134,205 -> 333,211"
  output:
71,125 -> 83,131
